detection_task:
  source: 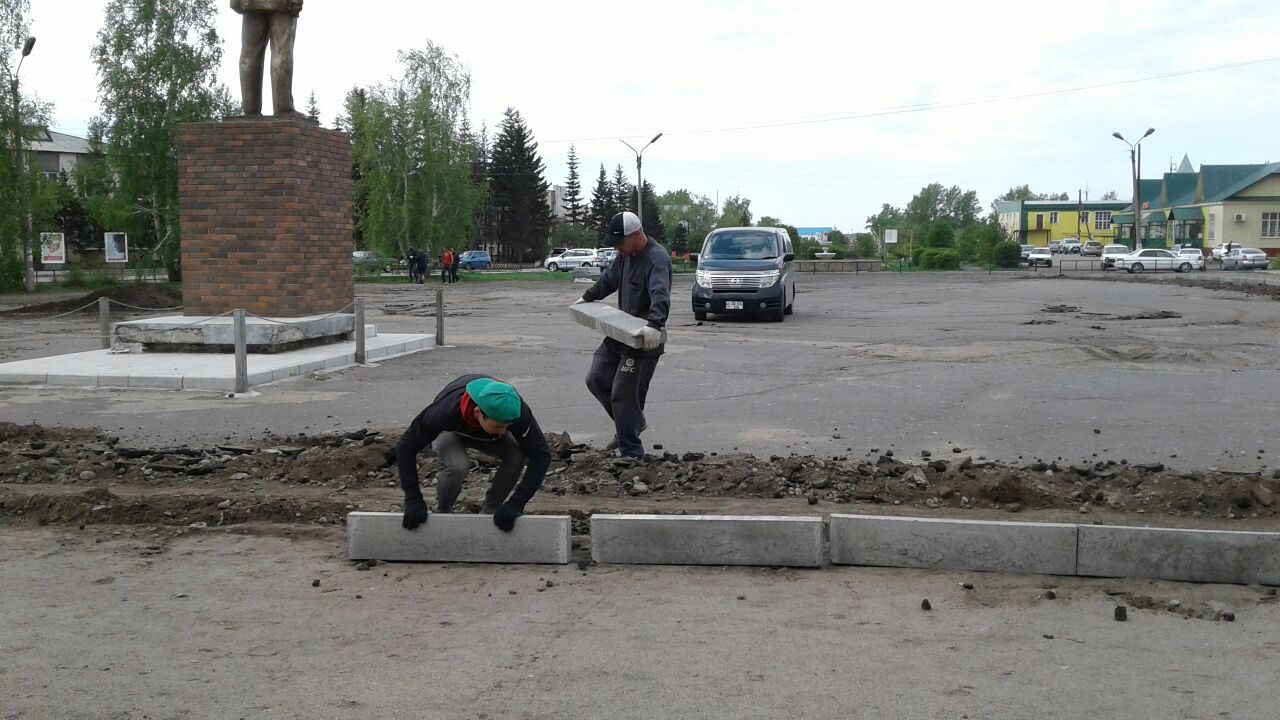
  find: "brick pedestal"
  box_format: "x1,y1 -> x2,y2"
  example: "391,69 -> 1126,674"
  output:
178,117 -> 353,317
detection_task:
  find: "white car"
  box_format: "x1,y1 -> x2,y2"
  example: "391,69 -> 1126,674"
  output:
1221,247 -> 1270,270
1114,248 -> 1198,274
1210,242 -> 1236,261
1019,244 -> 1035,262
1100,244 -> 1130,269
1027,247 -> 1052,267
1060,238 -> 1082,254
543,248 -> 600,272
1176,247 -> 1206,270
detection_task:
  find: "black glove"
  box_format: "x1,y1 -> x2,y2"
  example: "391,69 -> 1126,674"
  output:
493,503 -> 523,532
402,498 -> 429,530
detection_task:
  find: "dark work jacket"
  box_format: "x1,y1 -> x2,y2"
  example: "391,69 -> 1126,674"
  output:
395,374 -> 551,510
580,238 -> 673,356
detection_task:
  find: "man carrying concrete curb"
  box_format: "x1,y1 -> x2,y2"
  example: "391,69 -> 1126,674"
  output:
574,211 -> 672,460
395,375 -> 551,532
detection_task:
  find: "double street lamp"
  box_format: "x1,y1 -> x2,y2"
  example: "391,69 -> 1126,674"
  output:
1112,127 -> 1155,249
9,36 -> 36,291
619,132 -> 662,222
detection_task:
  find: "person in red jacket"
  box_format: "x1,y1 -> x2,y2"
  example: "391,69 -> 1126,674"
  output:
440,248 -> 453,283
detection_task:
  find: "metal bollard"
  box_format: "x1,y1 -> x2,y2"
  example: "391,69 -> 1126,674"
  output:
435,287 -> 445,346
233,309 -> 248,394
354,298 -> 366,364
98,297 -> 111,349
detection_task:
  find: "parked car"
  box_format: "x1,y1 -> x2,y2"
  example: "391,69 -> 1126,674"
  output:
591,249 -> 619,267
1210,242 -> 1237,261
1048,240 -> 1062,254
1100,244 -> 1130,269
692,227 -> 796,322
1027,247 -> 1053,267
1080,241 -> 1103,257
1114,248 -> 1197,274
457,250 -> 492,270
1060,238 -> 1083,254
543,248 -> 600,272
352,250 -> 399,273
1020,244 -> 1036,262
1221,247 -> 1270,270
1176,247 -> 1207,271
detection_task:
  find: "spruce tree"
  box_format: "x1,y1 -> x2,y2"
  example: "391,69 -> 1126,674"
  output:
305,91 -> 320,122
562,145 -> 587,227
612,164 -> 633,217
488,107 -> 552,262
639,180 -> 665,241
587,164 -> 613,240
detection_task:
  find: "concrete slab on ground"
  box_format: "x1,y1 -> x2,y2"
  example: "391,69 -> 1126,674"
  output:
1077,523 -> 1280,585
590,514 -> 823,567
829,514 -> 1079,576
0,333 -> 432,392
346,511 -> 571,564
114,313 -> 357,348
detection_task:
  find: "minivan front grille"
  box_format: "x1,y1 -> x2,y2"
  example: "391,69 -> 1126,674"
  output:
702,273 -> 765,291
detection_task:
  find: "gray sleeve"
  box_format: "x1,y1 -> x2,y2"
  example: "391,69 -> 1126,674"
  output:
644,259 -> 671,329
581,256 -> 621,302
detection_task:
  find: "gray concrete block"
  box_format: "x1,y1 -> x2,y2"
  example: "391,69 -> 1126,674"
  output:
46,374 -> 98,387
829,514 -> 1078,576
346,512 -> 571,564
569,302 -> 667,350
0,373 -> 48,385
97,375 -> 131,388
183,376 -> 233,392
128,375 -> 183,390
1078,524 -> 1280,585
590,514 -> 823,567
115,313 -> 355,348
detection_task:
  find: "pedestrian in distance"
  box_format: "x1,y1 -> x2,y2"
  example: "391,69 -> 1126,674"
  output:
394,375 -> 551,532
574,211 -> 672,460
450,247 -> 461,283
440,247 -> 453,284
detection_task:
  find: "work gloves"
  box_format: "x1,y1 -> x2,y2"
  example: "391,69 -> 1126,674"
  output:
402,497 -> 429,530
493,503 -> 523,532
634,326 -> 662,350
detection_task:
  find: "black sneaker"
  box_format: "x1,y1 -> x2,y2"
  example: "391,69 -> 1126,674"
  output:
605,423 -> 648,451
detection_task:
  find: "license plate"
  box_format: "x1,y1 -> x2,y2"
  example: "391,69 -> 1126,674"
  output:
725,301 -> 743,310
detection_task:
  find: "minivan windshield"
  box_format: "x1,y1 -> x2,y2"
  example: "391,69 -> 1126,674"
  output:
702,231 -> 780,260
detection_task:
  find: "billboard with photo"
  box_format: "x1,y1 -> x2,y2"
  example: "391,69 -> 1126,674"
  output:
883,228 -> 898,245
105,232 -> 128,263
39,233 -> 66,264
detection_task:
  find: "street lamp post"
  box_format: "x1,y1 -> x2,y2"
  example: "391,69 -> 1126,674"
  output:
9,36 -> 36,291
1112,127 -> 1155,249
619,132 -> 662,222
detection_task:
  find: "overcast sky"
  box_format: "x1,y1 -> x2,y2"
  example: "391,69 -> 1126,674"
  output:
25,0 -> 1280,230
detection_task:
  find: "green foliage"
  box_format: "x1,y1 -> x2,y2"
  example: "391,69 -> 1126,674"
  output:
305,91 -> 320,123
657,189 -> 716,254
718,194 -> 752,227
551,222 -> 597,249
904,183 -> 981,228
637,181 -> 665,241
918,221 -> 955,249
957,223 -> 1002,263
854,233 -> 877,258
914,248 -> 961,270
588,165 -> 613,238
991,241 -> 1022,268
561,145 -> 586,227
91,0 -> 234,280
489,107 -> 552,262
611,165 -> 632,217
350,42 -> 481,261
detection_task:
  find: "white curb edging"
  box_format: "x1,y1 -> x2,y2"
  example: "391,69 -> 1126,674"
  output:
590,514 -> 823,567
346,512 -> 571,564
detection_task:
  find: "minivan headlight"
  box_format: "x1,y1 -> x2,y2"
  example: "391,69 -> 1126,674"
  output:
695,270 -> 713,285
758,270 -> 781,287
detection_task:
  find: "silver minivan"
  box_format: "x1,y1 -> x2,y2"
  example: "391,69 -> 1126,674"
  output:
691,227 -> 796,322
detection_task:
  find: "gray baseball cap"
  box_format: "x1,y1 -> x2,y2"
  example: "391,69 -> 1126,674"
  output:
606,211 -> 643,245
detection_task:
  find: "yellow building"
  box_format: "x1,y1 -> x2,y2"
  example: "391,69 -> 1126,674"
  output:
995,200 -> 1129,247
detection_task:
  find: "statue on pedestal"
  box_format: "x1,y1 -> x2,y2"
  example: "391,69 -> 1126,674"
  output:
231,0 -> 303,116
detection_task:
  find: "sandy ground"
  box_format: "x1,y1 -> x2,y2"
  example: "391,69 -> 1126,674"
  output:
3,527 -> 1278,720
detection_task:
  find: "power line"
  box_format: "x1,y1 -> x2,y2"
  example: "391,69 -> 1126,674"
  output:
541,55 -> 1280,144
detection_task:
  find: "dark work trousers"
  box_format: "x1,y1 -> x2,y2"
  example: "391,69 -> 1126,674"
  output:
585,341 -> 661,458
450,261 -> 460,282
431,431 -> 526,513
441,264 -> 451,283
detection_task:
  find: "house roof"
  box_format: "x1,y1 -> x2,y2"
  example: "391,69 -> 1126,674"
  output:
794,227 -> 833,235
29,130 -> 92,155
1199,164 -> 1268,202
1122,179 -> 1165,212
1162,172 -> 1198,207
1176,155 -> 1195,174
1209,162 -> 1280,202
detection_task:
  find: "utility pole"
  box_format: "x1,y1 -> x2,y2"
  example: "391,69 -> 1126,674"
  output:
619,133 -> 662,222
9,37 -> 36,292
1113,128 -> 1155,250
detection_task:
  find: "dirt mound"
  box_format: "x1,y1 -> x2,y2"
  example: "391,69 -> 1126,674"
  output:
1,425 -> 1277,530
1,284 -> 182,316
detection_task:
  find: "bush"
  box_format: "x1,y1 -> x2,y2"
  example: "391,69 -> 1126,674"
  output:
0,254 -> 23,292
916,248 -> 961,270
991,241 -> 1022,268
919,221 -> 956,249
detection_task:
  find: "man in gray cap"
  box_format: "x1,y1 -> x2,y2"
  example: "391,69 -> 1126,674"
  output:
574,211 -> 673,459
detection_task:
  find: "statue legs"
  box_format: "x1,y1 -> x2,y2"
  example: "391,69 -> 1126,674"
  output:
238,12 -> 298,117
